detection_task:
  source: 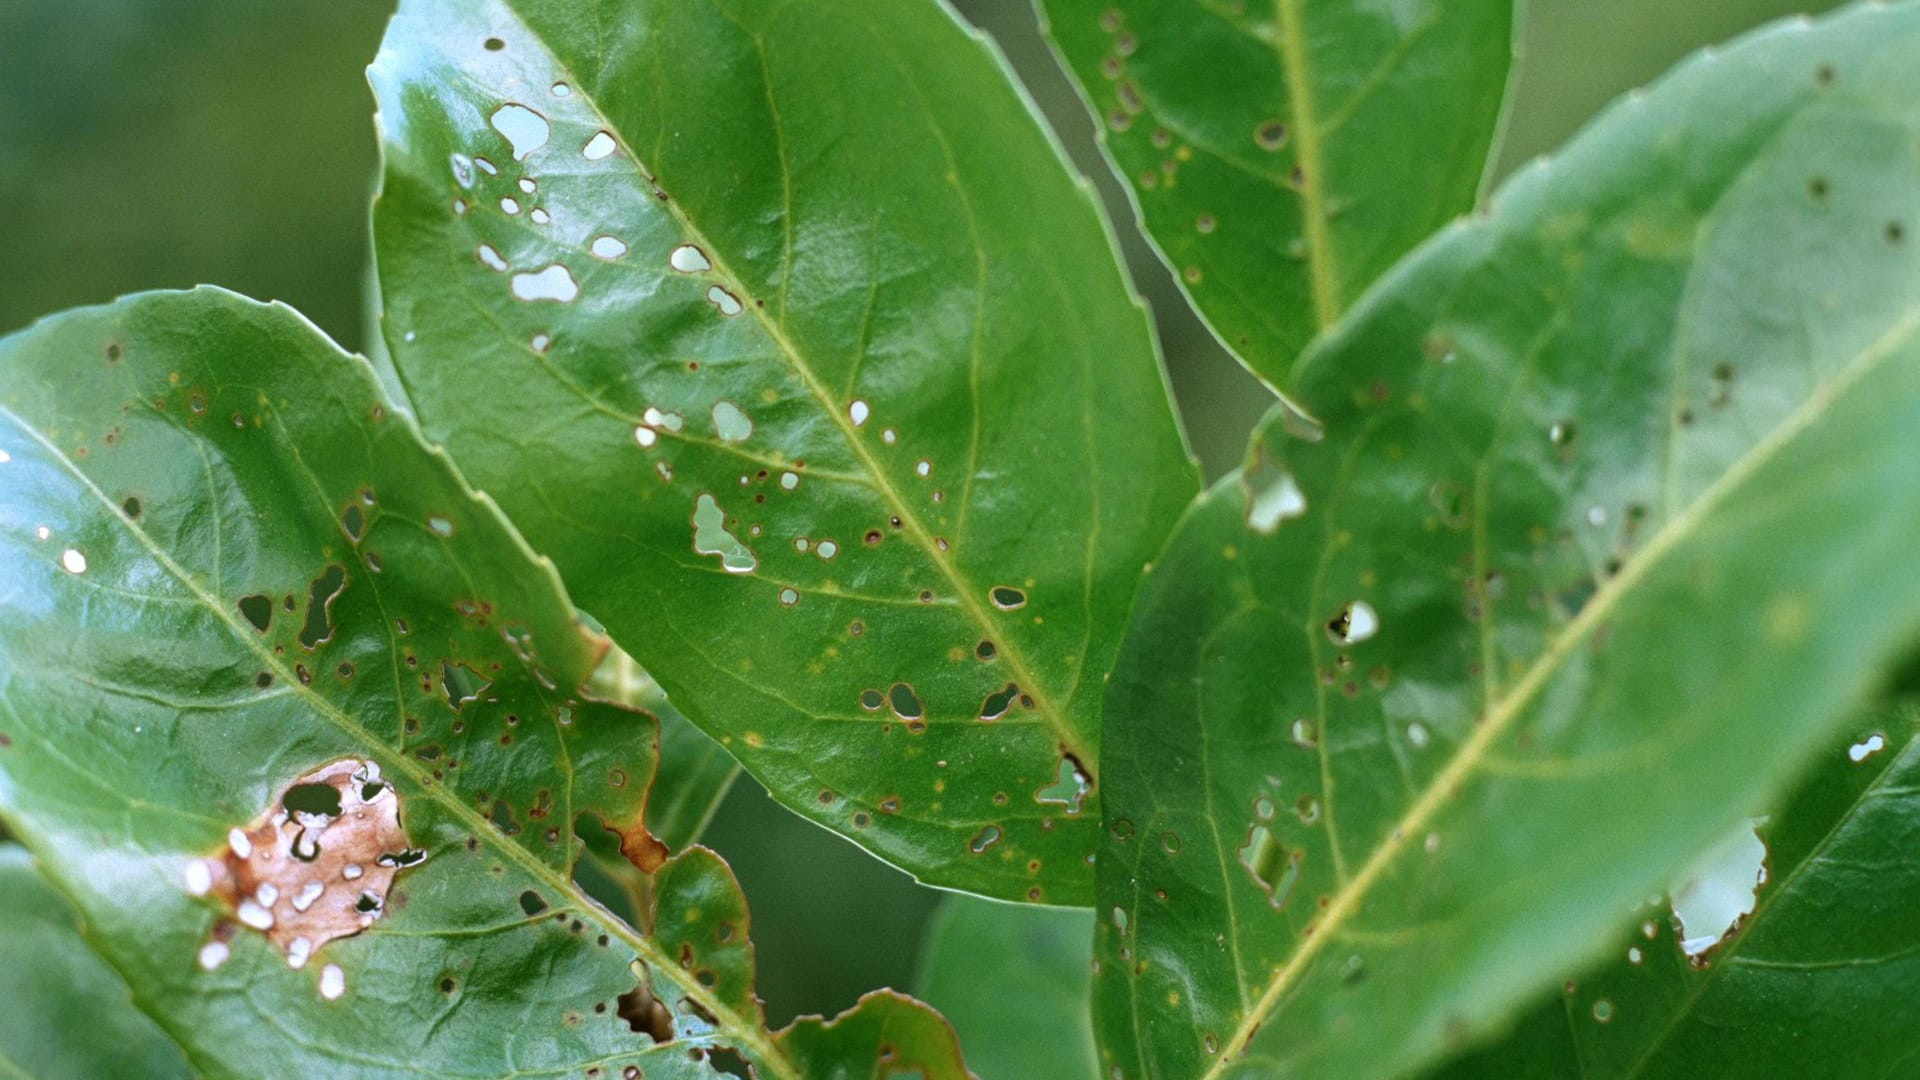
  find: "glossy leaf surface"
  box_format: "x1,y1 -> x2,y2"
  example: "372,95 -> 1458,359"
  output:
916,894 -> 1098,1080
0,845 -> 194,1080
0,290 -> 960,1080
1037,0 -> 1515,384
370,0 -> 1200,905
1093,7 -> 1920,1078
1434,708 -> 1920,1079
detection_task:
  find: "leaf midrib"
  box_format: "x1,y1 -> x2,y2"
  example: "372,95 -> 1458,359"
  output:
492,0 -> 1095,773
0,400 -> 800,1080
1273,0 -> 1339,330
1202,304 -> 1920,1076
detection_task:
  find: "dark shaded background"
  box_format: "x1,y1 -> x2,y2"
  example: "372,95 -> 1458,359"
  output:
0,0 -> 1841,1025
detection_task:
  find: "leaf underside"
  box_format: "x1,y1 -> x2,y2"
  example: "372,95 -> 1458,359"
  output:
1093,7 -> 1920,1079
1037,0 -> 1515,384
0,290 -> 961,1080
370,0 -> 1200,905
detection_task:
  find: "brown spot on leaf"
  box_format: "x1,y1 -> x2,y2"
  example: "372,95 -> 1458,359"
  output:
194,759 -> 421,967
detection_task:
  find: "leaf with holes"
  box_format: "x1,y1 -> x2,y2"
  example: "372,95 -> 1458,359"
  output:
1036,0 -> 1516,384
1093,8 -> 1920,1079
369,0 -> 1199,905
0,289 -> 964,1080
1430,705 -> 1920,1079
915,893 -> 1098,1080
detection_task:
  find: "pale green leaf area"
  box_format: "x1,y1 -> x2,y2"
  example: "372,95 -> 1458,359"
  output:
1435,706 -> 1920,1079
1093,6 -> 1920,1079
0,290 -> 962,1080
916,894 -> 1099,1080
1038,0 -> 1516,385
0,844 -> 194,1080
370,0 -> 1201,906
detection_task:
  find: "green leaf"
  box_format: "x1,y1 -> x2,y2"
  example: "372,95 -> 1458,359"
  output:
1431,707 -> 1920,1078
1091,6 -> 1920,1078
776,990 -> 975,1080
589,645 -> 741,854
0,844 -> 194,1080
915,894 -> 1098,1080
1035,0 -> 1516,384
369,0 -> 1200,905
0,289 -> 961,1079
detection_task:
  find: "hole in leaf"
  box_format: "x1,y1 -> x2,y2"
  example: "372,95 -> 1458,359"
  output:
989,586 -> 1026,610
1237,824 -> 1302,909
238,594 -> 274,633
1670,818 -> 1767,964
1034,754 -> 1091,814
618,964 -> 674,1044
886,682 -> 923,722
297,565 -> 347,650
440,660 -> 491,711
978,682 -> 1019,722
284,783 -> 342,818
1850,733 -> 1887,762
691,493 -> 756,573
1242,447 -> 1306,533
1326,601 -> 1379,645
489,103 -> 550,161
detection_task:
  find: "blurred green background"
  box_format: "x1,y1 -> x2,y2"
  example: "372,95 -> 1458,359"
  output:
0,0 -> 1843,1027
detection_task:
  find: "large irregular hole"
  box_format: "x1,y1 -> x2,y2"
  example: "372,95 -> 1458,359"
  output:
488,103 -> 549,161
1669,818 -> 1767,964
691,493 -> 757,573
617,961 -> 675,1044
510,264 -> 580,303
297,565 -> 347,650
439,660 -> 492,712
1242,448 -> 1306,533
1034,754 -> 1091,815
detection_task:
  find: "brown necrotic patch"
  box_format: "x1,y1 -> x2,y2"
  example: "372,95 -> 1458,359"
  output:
187,758 -> 422,969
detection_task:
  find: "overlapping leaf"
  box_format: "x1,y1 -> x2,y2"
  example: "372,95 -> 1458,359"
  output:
369,0 -> 1200,905
0,290 -> 962,1079
916,894 -> 1097,1080
1092,6 -> 1920,1078
1434,707 -> 1920,1078
1036,0 -> 1515,383
589,645 -> 741,854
